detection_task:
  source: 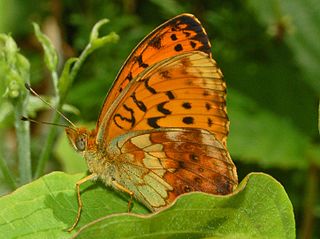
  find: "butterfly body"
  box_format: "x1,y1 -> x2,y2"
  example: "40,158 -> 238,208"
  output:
66,14 -> 238,224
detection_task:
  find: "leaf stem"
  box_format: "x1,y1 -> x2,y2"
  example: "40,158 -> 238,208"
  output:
15,98 -> 32,184
51,70 -> 59,96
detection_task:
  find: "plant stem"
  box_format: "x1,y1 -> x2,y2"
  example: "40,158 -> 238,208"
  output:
60,44 -> 91,102
34,67 -> 60,178
15,99 -> 32,184
300,162 -> 318,239
34,111 -> 59,179
51,71 -> 59,96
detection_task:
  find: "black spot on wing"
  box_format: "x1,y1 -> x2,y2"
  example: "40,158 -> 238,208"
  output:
184,31 -> 191,37
125,72 -> 133,82
178,15 -> 211,55
144,77 -> 157,94
182,117 -> 194,125
134,55 -> 149,68
157,102 -> 171,115
182,102 -> 192,109
149,35 -> 162,49
113,104 -> 135,128
174,44 -> 183,52
131,92 -> 146,112
160,14 -> 211,55
160,70 -> 171,79
166,91 -> 175,100
147,117 -> 164,128
170,34 -> 177,41
205,102 -> 212,111
203,90 -> 209,96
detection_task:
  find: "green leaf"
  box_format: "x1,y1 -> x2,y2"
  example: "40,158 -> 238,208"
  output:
32,22 -> 58,72
88,19 -> 119,54
0,172 -> 294,238
58,57 -> 78,99
89,19 -> 110,42
0,34 -> 30,100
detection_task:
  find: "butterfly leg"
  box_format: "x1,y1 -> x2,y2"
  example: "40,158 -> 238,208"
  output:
67,173 -> 97,232
112,180 -> 134,212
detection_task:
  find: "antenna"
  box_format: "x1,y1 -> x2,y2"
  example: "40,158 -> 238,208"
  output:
21,116 -> 75,129
24,83 -> 77,128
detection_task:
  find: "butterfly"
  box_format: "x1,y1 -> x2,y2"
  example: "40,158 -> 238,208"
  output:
66,13 -> 238,231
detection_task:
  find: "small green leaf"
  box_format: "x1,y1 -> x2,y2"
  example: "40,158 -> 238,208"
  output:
0,34 -> 19,66
32,22 -> 58,72
89,19 -> 110,42
0,172 -> 294,238
90,31 -> 119,53
58,57 -> 78,98
88,19 -> 119,53
0,34 -> 30,100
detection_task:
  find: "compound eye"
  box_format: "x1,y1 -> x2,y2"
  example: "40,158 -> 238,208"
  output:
75,134 -> 86,151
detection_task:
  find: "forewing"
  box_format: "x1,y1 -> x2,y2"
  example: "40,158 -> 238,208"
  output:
98,52 -> 229,147
97,14 -> 211,128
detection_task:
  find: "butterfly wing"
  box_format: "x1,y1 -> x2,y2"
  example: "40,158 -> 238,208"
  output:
108,127 -> 237,211
97,51 -> 228,147
97,14 -> 212,129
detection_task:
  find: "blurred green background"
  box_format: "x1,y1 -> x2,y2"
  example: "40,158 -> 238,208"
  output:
0,0 -> 319,238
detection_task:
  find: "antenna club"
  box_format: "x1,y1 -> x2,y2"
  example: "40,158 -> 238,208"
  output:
25,83 -> 31,91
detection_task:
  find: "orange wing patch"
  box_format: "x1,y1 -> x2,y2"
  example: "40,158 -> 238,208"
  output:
98,52 -> 228,147
97,14 -> 212,129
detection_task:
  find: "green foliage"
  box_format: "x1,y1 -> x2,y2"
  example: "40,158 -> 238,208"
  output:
33,23 -> 58,73
0,172 -> 294,238
228,89 -> 310,169
0,34 -> 31,185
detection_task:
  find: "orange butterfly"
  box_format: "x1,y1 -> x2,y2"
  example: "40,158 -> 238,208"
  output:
66,13 -> 238,231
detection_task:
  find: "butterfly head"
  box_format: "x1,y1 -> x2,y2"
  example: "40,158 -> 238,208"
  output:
65,127 -> 89,152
